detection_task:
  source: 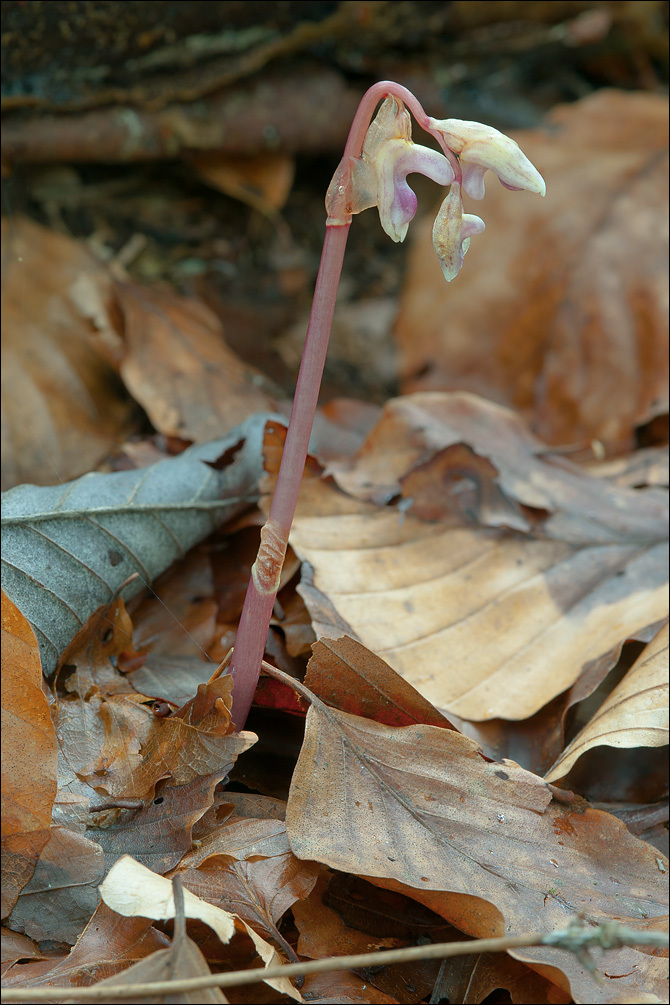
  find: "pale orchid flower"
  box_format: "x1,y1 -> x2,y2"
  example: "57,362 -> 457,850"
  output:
427,117 -> 546,200
342,98 -> 455,242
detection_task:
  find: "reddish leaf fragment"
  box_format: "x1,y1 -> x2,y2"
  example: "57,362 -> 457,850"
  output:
305,636 -> 455,729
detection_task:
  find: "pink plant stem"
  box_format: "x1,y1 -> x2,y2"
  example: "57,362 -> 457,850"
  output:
230,80 -> 454,728
230,224 -> 350,726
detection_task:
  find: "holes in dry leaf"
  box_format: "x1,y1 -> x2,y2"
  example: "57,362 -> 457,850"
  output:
102,628 -> 114,643
153,796 -> 164,805
495,770 -> 509,780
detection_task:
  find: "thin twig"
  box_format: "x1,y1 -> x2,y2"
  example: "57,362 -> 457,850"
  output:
1,921 -> 667,1002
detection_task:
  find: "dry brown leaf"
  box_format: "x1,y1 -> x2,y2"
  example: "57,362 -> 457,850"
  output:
0,927 -> 43,965
305,636 -> 455,729
1,591 -> 58,917
94,927 -> 229,1004
291,489 -> 666,722
330,393 -> 668,544
55,620 -> 256,800
299,969 -> 400,1004
1,216 -> 135,490
113,282 -> 277,442
292,871 -> 404,959
101,856 -> 303,1001
283,684 -> 668,1003
279,397 -> 668,721
6,827 -> 104,945
191,151 -> 295,214
395,90 -> 669,452
433,949 -> 572,1004
0,902 -> 169,992
546,622 -> 669,782
88,771 -> 227,873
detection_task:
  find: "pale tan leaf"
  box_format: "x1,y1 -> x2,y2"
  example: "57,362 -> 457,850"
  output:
546,622 -> 669,782
292,498 -> 666,721
100,855 -> 235,945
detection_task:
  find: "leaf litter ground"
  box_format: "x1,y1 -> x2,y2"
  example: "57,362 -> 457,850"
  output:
2,90 -> 669,1005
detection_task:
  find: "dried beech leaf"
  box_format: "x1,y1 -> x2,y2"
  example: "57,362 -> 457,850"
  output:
192,150 -> 295,214
93,904 -> 229,1004
1,592 -> 58,917
285,689 -> 668,1003
7,827 -> 104,945
1,216 -> 135,491
0,927 -> 43,966
114,283 -> 277,442
395,90 -> 669,452
305,636 -> 455,729
292,871 -> 403,960
55,651 -> 256,801
1,413 -> 266,675
283,399 -> 668,721
1,902 -> 169,994
330,393 -> 668,545
546,622 -> 669,782
88,772 -> 227,873
179,813 -> 319,950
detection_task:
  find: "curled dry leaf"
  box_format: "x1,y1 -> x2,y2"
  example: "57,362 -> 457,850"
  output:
92,887 -> 229,1005
546,622 -> 669,783
281,396 -> 668,721
395,90 -> 669,452
191,150 -> 296,215
1,592 -> 58,918
178,812 -> 319,963
100,855 -> 235,944
55,641 -> 256,801
0,216 -> 136,491
283,677 -> 668,1003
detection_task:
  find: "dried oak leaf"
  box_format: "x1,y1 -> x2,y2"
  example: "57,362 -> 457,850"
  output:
1,591 -> 58,917
0,216 -> 135,491
283,674 -> 668,1004
395,90 -> 669,452
546,621 -> 669,783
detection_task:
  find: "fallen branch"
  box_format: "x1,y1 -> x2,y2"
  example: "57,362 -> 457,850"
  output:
2,920 -> 667,1002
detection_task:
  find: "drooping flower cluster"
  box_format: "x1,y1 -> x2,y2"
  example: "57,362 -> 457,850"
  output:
326,97 -> 545,282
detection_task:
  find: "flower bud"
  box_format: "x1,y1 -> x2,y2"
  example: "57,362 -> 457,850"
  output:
432,183 -> 486,282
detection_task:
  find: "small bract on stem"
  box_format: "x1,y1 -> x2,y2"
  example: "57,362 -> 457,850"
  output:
229,80 -> 545,728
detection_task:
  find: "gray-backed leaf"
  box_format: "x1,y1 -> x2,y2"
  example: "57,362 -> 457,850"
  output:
1,414 -> 267,675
